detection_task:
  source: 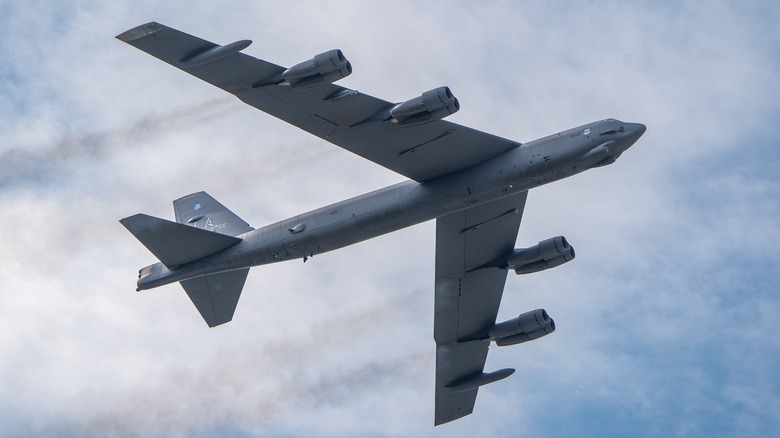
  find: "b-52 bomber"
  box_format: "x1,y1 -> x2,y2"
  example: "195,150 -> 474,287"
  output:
117,22 -> 646,425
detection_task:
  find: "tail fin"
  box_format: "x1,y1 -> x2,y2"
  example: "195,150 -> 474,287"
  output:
180,268 -> 249,327
173,191 -> 253,236
121,192 -> 254,327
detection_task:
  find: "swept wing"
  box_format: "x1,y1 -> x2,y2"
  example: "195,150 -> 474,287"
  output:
116,22 -> 520,182
434,191 -> 528,424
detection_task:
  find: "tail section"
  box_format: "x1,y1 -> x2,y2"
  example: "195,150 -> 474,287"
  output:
121,192 -> 254,327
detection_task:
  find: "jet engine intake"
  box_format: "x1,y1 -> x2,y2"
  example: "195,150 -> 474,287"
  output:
282,49 -> 352,89
506,236 -> 575,275
390,86 -> 459,126
490,309 -> 556,347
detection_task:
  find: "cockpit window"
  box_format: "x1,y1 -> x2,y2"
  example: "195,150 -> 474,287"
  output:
598,121 -> 625,135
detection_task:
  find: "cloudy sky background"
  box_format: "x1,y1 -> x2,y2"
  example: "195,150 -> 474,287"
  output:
1,1 -> 778,436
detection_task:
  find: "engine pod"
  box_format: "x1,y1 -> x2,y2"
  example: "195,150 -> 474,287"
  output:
390,86 -> 460,126
282,49 -> 352,89
489,309 -> 551,339
507,236 -> 575,275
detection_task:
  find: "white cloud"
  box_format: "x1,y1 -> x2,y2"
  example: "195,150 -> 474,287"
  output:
1,1 -> 779,436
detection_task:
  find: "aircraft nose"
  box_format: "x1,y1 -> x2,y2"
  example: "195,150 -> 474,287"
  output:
623,122 -> 646,144
628,122 -> 646,138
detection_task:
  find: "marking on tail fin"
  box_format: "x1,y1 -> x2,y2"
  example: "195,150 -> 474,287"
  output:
174,192 -> 253,236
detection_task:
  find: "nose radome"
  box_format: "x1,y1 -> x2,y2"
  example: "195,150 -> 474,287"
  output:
630,123 -> 646,137
622,122 -> 646,143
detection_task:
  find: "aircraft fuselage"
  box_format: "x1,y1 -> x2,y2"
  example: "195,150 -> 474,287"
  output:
136,119 -> 645,290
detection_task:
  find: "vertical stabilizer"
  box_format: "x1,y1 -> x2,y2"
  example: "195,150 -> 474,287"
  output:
174,192 -> 253,236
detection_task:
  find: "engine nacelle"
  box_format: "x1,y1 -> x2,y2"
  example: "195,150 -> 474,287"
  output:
490,309 -> 556,347
506,236 -> 575,275
282,49 -> 352,89
495,323 -> 555,346
389,86 -> 460,126
489,309 -> 550,339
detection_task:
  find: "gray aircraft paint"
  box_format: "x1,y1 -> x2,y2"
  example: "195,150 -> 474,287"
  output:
133,120 -> 644,290
116,22 -> 646,426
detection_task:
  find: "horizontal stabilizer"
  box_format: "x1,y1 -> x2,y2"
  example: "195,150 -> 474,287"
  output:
180,268 -> 249,327
120,214 -> 242,268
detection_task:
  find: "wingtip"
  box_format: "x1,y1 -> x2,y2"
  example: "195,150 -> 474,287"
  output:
119,213 -> 146,226
116,21 -> 164,42
435,408 -> 474,426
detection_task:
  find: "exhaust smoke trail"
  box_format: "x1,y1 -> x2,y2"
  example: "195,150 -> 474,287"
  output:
0,97 -> 238,190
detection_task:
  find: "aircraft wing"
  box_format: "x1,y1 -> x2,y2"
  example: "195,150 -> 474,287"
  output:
433,190 -> 528,425
117,22 -> 520,182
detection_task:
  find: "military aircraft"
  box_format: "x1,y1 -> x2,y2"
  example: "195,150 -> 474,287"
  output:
117,22 -> 646,425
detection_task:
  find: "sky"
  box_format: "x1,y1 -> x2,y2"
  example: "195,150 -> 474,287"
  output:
1,1 -> 779,436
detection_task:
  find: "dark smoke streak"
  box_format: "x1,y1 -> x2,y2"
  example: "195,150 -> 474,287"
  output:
0,97 -> 238,190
